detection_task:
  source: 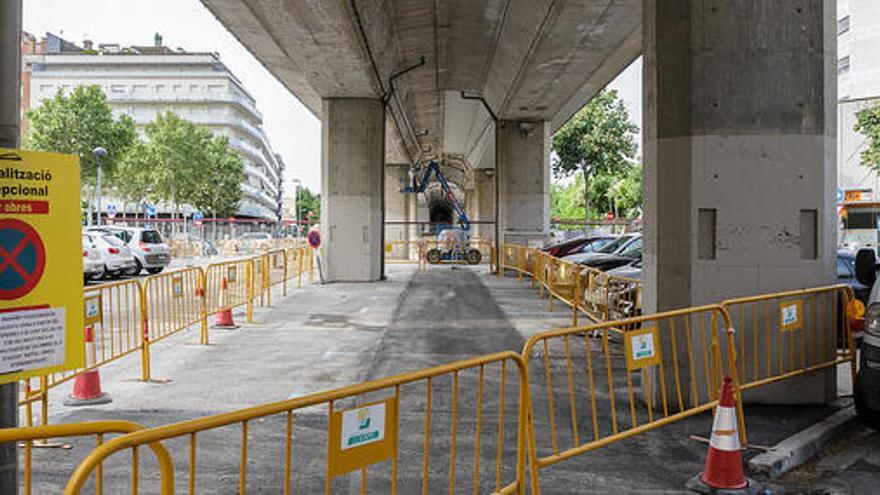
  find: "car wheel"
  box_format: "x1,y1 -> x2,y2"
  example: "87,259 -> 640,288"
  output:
146,267 -> 164,275
466,249 -> 482,265
128,259 -> 143,276
426,248 -> 442,264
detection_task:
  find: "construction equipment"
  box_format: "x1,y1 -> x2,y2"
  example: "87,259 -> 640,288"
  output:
401,160 -> 481,264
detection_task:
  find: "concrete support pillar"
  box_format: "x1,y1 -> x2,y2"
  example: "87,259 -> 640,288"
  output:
643,0 -> 836,403
321,98 -> 384,282
474,169 -> 495,240
497,120 -> 550,246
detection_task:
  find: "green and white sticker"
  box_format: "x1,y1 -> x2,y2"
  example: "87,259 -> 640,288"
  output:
341,402 -> 386,450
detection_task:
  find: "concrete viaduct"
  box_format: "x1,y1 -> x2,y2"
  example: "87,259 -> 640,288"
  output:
0,1 -> 836,404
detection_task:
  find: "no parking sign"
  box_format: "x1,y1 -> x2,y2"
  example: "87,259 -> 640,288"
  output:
0,148 -> 84,383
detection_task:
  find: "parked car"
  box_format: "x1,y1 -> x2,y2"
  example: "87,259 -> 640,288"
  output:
542,235 -> 614,258
87,226 -> 172,275
235,231 -> 273,253
82,234 -> 103,282
605,258 -> 642,280
853,249 -> 880,430
838,250 -> 871,305
563,233 -> 641,265
84,232 -> 137,279
580,238 -> 642,272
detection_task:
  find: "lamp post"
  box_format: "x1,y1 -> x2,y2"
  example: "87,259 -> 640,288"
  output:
92,147 -> 107,226
292,178 -> 301,237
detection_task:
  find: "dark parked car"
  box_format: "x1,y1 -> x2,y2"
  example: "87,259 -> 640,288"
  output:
854,249 -> 880,431
838,250 -> 870,305
542,235 -> 613,258
563,233 -> 641,265
576,236 -> 642,271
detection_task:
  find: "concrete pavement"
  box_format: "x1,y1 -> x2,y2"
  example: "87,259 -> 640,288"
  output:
21,264 -> 871,493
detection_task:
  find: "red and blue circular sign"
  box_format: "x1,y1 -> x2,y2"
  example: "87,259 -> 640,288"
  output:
308,230 -> 321,249
0,218 -> 46,300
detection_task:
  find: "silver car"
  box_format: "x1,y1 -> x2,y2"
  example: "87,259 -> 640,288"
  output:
82,234 -> 103,281
87,226 -> 172,275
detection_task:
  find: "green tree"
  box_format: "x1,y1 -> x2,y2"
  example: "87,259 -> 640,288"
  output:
25,85 -> 137,188
296,185 -> 321,226
191,135 -> 244,218
551,89 -> 638,223
855,103 -> 880,170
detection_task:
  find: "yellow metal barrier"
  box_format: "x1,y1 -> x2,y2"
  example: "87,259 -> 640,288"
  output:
0,420 -> 172,495
20,279 -> 144,429
720,284 -> 857,393
521,306 -> 742,493
205,258 -> 255,324
66,352 -> 528,495
141,267 -> 207,380
384,240 -> 426,271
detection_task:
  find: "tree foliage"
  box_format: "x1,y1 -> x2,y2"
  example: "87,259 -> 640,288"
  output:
551,163 -> 642,222
117,112 -> 243,216
24,85 -> 137,187
855,103 -> 880,170
551,89 -> 638,222
296,185 -> 321,223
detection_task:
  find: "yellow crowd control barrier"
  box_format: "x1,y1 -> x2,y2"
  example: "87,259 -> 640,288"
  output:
142,267 -> 207,379
19,250 -> 316,430
499,244 -> 643,325
204,258 -> 255,324
384,240 -> 427,271
521,306 -> 743,493
720,284 -> 857,393
20,279 -> 144,429
65,352 -> 529,495
0,420 -> 172,495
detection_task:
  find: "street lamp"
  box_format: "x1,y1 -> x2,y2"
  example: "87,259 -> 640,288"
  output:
292,178 -> 302,237
92,147 -> 107,226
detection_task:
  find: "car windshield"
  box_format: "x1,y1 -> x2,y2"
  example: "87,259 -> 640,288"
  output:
598,235 -> 632,254
140,230 -> 163,243
620,238 -> 642,256
581,238 -> 612,253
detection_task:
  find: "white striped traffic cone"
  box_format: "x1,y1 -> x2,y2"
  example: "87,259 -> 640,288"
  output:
687,375 -> 760,494
64,326 -> 112,406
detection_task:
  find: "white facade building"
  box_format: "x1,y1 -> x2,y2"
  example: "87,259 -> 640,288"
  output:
838,0 -> 880,193
23,33 -> 284,220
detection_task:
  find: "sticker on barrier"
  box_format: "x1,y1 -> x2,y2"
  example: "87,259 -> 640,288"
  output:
227,266 -> 237,284
624,326 -> 661,370
778,299 -> 802,332
328,396 -> 399,476
83,294 -> 102,326
172,276 -> 184,298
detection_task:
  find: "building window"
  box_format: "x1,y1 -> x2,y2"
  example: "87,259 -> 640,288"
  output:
838,56 -> 851,75
838,15 -> 850,35
154,84 -> 165,93
110,84 -> 126,94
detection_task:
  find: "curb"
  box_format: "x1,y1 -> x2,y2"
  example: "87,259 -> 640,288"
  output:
748,404 -> 859,479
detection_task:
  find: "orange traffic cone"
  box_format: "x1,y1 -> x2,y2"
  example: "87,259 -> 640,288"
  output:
687,376 -> 760,494
64,326 -> 111,406
213,277 -> 239,329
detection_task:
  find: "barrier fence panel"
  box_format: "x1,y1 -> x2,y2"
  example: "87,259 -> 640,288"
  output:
720,285 -> 857,393
0,420 -> 172,495
384,240 -> 426,270
20,279 -> 144,429
205,258 -> 254,323
265,249 -> 289,299
65,352 -> 528,495
521,306 -> 742,493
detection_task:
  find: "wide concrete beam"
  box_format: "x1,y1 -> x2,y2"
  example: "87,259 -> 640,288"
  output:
497,120 -> 550,246
321,98 -> 385,282
643,0 -> 837,404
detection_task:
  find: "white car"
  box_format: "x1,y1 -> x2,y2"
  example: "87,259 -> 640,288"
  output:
87,226 -> 172,275
82,234 -> 103,281
84,232 -> 136,279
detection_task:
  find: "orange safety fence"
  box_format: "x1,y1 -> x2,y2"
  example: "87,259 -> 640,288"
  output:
64,352 -> 529,495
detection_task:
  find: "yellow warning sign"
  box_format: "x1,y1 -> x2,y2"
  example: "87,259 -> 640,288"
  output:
327,397 -> 398,477
0,148 -> 84,384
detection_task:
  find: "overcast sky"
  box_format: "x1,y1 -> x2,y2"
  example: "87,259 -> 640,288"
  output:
23,0 -> 642,194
